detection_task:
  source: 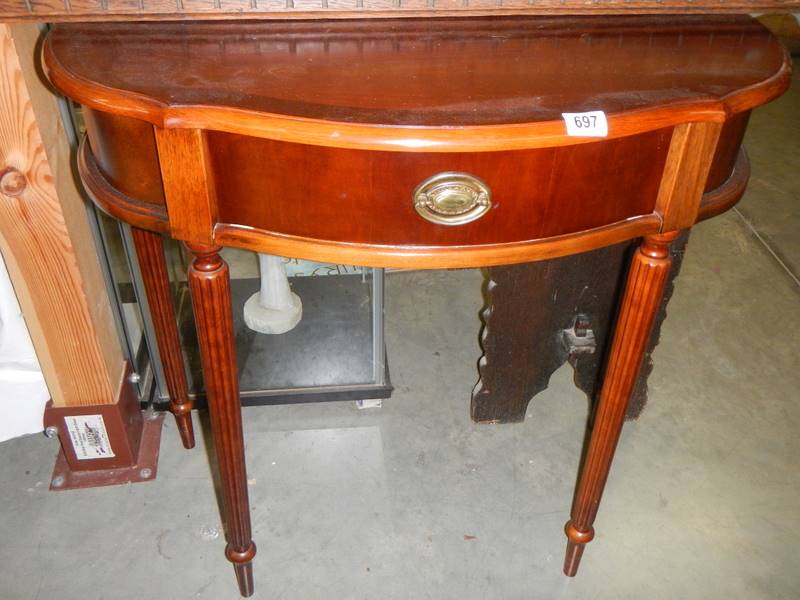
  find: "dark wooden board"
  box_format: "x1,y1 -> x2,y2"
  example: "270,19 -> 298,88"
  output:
2,0 -> 799,23
472,231 -> 690,423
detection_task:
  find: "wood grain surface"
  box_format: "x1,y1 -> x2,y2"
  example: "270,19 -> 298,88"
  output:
45,15 -> 791,270
186,244 -> 256,597
43,17 -> 791,152
564,231 -> 677,576
213,217 -> 664,269
210,129 -> 671,246
78,134 -> 169,233
0,24 -> 124,407
2,0 -> 799,23
131,227 -> 194,449
83,107 -> 165,206
154,128 -> 217,244
655,121 -> 723,230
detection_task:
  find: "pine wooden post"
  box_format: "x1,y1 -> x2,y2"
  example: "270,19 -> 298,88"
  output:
0,24 -> 125,408
0,25 -> 164,486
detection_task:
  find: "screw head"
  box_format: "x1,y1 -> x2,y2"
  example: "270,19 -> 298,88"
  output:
44,426 -> 58,439
128,372 -> 141,384
51,475 -> 65,488
139,468 -> 152,479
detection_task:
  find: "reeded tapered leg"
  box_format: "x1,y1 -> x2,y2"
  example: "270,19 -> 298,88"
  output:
131,227 -> 195,449
186,243 -> 256,597
563,231 -> 678,576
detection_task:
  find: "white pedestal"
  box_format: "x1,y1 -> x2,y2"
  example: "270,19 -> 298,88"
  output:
243,254 -> 302,334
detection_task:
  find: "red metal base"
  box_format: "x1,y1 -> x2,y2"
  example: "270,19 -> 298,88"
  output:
49,411 -> 165,491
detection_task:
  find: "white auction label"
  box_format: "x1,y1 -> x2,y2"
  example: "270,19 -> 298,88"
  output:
562,111 -> 608,137
65,415 -> 115,459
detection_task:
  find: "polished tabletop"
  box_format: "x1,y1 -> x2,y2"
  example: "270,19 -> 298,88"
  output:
45,16 -> 787,129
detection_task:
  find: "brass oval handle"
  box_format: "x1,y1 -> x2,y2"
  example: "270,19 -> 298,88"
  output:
413,172 -> 492,226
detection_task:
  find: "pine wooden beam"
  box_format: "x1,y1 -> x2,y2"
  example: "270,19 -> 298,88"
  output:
0,23 -> 125,407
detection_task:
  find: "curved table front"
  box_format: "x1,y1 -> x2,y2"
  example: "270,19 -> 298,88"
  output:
43,15 -> 790,597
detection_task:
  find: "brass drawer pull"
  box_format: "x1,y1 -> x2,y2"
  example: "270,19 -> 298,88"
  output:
413,172 -> 492,226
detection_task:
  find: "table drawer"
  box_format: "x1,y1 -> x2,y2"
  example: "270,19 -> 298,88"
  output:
210,129 -> 673,248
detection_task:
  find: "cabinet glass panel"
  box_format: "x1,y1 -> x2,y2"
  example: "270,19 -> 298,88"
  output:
163,243 -> 390,406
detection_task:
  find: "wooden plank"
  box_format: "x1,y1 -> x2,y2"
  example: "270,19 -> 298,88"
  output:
0,23 -> 125,406
154,128 -> 217,244
655,121 -> 723,231
0,0 -> 797,21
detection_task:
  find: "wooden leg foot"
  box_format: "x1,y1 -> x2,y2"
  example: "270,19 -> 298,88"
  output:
175,414 -> 195,449
563,232 -> 677,575
227,542 -> 257,597
563,540 -> 583,577
234,562 -> 254,597
187,243 -> 256,596
171,403 -> 195,450
131,227 -> 195,449
563,522 -> 594,576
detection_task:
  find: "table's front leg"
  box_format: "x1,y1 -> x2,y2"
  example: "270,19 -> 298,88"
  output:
564,231 -> 678,576
130,227 -> 195,449
186,243 -> 256,597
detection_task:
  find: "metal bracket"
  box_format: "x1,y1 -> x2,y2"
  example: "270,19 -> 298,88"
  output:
561,313 -> 597,356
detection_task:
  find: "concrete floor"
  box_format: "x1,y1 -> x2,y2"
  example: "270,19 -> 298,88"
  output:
2,63 -> 799,600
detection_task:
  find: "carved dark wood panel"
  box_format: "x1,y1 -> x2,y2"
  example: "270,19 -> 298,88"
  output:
472,230 -> 689,423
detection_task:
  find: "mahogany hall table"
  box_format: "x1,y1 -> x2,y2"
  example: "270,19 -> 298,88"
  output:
42,16 -> 789,596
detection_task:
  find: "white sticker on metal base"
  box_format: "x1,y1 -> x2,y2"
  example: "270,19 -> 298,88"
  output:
65,415 -> 115,459
355,399 -> 382,409
562,111 -> 608,137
